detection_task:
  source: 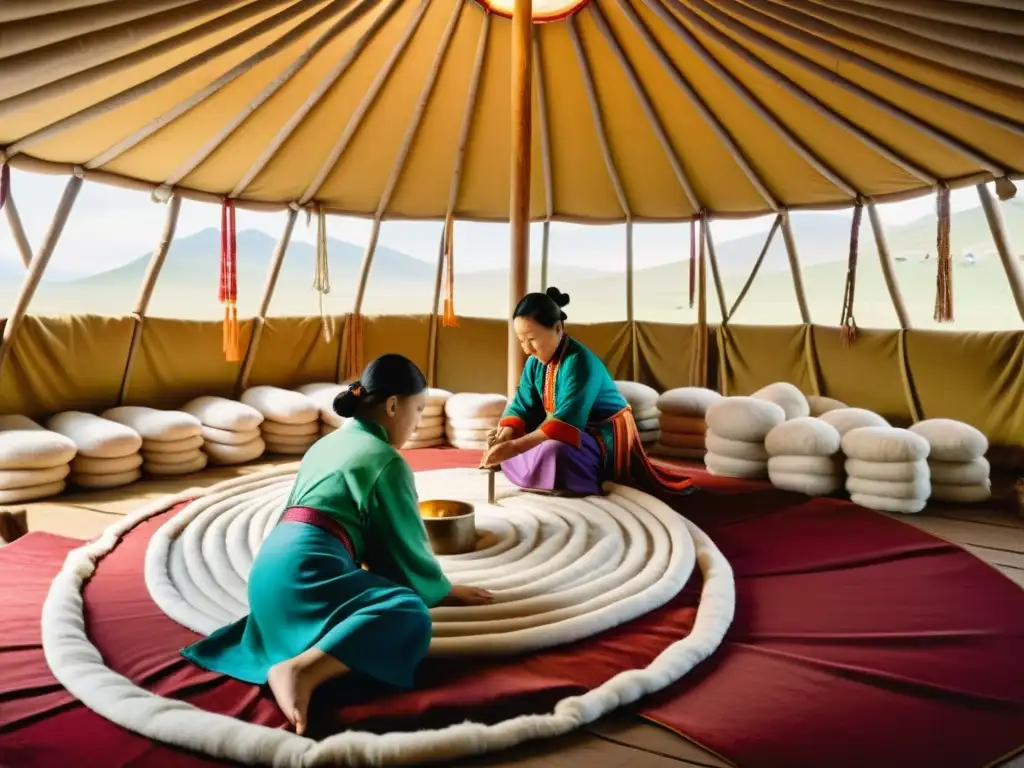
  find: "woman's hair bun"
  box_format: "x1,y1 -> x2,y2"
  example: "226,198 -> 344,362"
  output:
332,380 -> 366,419
545,286 -> 570,308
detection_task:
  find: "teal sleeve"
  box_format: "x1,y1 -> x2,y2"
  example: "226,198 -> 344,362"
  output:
500,357 -> 541,434
541,352 -> 601,446
366,457 -> 451,607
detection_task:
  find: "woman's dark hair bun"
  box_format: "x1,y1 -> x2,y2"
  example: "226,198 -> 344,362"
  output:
545,286 -> 570,308
331,355 -> 426,419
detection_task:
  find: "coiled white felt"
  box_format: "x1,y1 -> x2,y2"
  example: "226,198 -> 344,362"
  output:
42,466 -> 734,767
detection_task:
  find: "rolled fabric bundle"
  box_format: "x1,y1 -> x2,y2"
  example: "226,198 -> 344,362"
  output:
702,397 -> 785,479
751,382 -> 809,420
183,396 -> 266,467
650,387 -> 721,461
843,426 -> 931,514
0,415 -> 77,501
48,411 -> 143,489
444,393 -> 506,449
764,417 -> 843,496
908,419 -> 991,503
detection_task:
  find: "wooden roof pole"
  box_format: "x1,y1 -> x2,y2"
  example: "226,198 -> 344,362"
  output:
508,0 -> 533,398
2,192 -> 34,268
977,182 -> 1024,323
118,194 -> 182,404
235,207 -> 299,396
0,173 -> 82,380
725,213 -> 782,322
779,210 -> 811,324
533,28 -> 555,291
866,202 -> 911,329
428,12 -> 490,388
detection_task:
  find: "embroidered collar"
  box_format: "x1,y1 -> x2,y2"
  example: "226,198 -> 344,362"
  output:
542,335 -> 570,413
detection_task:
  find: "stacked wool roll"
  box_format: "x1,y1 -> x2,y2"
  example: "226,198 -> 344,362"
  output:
241,386 -> 320,456
818,407 -> 889,438
806,395 -> 847,417
765,417 -> 843,496
182,396 -> 265,467
405,388 -> 451,449
614,381 -> 661,445
0,415 -> 77,503
751,381 -> 810,420
842,426 -> 931,515
102,406 -> 207,477
909,418 -> 991,504
703,397 -> 786,479
651,387 -> 723,460
47,412 -> 143,489
444,393 -> 507,451
296,383 -> 348,437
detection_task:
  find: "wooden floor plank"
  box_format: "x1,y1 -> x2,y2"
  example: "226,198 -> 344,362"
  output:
586,714 -> 732,767
930,505 -> 1024,530
886,513 -> 1024,553
454,729 -> 708,767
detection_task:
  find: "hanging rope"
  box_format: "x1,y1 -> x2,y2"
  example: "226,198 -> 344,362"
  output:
933,184 -> 953,323
688,218 -> 696,309
0,160 -> 9,211
313,206 -> 334,343
441,214 -> 458,328
219,200 -> 240,362
839,201 -> 863,347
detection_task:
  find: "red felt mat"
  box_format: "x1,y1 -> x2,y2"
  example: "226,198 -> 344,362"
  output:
1,450 -> 1023,768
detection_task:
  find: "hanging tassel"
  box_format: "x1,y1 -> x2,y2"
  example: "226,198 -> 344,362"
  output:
839,201 -> 863,347
441,214 -> 458,328
219,200 -> 240,362
0,160 -> 9,211
313,206 -> 334,343
344,312 -> 363,381
933,184 -> 953,323
688,219 -> 696,309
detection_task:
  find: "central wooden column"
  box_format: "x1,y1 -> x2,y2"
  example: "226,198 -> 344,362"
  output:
508,0 -> 533,397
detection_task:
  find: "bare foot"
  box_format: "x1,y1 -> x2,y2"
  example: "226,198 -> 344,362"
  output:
267,660 -> 313,736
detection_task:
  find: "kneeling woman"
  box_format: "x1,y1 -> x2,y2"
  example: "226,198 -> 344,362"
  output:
182,354 -> 493,735
482,288 -> 694,497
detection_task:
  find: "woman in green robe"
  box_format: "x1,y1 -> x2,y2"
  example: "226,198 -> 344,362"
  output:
181,354 -> 493,735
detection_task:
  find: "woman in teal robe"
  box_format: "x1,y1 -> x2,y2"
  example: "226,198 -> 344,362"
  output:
482,288 -> 694,496
182,354 -> 493,735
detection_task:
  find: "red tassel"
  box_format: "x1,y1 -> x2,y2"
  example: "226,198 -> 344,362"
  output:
688,219 -> 696,309
220,200 -> 239,362
0,161 -> 9,211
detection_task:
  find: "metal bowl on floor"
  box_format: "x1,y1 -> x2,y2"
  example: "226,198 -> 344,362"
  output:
419,499 -> 477,555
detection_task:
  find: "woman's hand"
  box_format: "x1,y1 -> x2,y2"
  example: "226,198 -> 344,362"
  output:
486,426 -> 515,447
442,584 -> 495,606
480,439 -> 520,468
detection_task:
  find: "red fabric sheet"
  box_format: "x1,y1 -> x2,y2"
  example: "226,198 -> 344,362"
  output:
2,450 -> 1023,768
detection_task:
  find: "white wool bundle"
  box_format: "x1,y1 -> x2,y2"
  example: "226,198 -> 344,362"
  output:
704,451 -> 768,479
403,437 -> 445,450
143,452 -> 208,477
261,420 -> 319,438
657,387 -> 723,417
102,406 -> 201,443
0,464 -> 70,491
705,397 -> 785,442
639,430 -> 659,444
204,438 -> 266,467
263,440 -> 312,456
241,386 -> 319,426
806,395 -> 847,417
260,432 -> 318,449
818,408 -> 889,436
764,418 -> 841,458
295,383 -> 347,429
47,412 -> 142,459
659,432 -> 706,451
751,382 -> 809,420
320,424 -> 337,437
658,414 -> 707,434
931,481 -> 992,504
768,455 -> 842,477
635,417 -> 660,432
410,424 -> 444,441
768,469 -> 842,497
70,469 -> 141,490
446,416 -> 501,432
844,458 -> 929,483
908,419 -> 988,462
142,435 -> 204,454
850,493 -> 927,515
448,438 -> 488,452
705,431 -> 769,462
201,426 -> 262,446
841,427 -> 930,463
423,405 -> 444,419
634,407 -> 660,423
648,444 -> 705,460
143,448 -> 205,467
929,457 -> 989,485
444,393 -> 507,420
71,453 -> 143,475
847,474 -> 930,501
426,388 -> 453,408
417,415 -> 444,430
446,427 -> 492,442
615,381 -> 659,414
0,415 -> 77,470
0,480 -> 66,504
180,396 -> 264,433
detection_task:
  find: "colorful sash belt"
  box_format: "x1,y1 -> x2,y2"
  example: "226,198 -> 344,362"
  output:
280,506 -> 356,561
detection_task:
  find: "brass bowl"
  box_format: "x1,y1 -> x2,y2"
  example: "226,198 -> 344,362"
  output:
419,499 -> 477,555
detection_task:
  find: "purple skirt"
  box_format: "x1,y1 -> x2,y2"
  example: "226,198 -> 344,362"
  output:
500,432 -> 603,496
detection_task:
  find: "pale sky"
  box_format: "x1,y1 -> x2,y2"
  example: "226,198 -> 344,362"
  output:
0,167 -> 986,278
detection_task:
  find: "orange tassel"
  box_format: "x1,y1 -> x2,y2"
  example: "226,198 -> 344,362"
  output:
441,215 -> 458,328
220,200 -> 240,362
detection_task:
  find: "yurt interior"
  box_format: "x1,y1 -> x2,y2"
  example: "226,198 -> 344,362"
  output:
1,1 -> 1023,766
